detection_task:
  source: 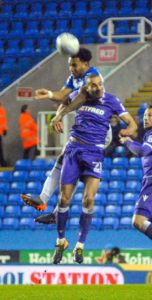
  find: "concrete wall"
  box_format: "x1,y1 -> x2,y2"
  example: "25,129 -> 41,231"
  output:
2,42 -> 152,165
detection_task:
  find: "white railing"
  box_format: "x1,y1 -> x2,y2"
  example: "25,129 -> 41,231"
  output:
37,111 -> 75,157
98,17 -> 152,43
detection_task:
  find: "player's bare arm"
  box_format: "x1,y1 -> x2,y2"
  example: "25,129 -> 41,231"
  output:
34,86 -> 72,103
119,113 -> 137,137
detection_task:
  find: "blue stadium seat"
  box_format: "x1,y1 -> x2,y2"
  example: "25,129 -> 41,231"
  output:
0,182 -> 10,193
70,19 -> 84,36
88,1 -> 102,17
21,206 -> 36,217
8,194 -> 22,206
26,182 -> 42,194
103,217 -> 119,230
103,6 -> 118,18
118,6 -> 133,17
0,4 -> 13,19
69,217 -> 79,229
109,181 -> 125,193
93,205 -> 104,217
76,182 -> 84,192
112,157 -> 128,169
113,146 -> 127,157
103,157 -> 112,169
73,1 -> 88,17
36,38 -> 51,57
28,171 -> 45,182
91,218 -> 102,229
43,2 -> 58,18
2,218 -> 19,230
10,182 -> 26,194
110,169 -> 126,181
6,39 -> 20,56
14,159 -> 32,171
123,193 -> 138,205
107,193 -> 123,205
47,158 -> 56,170
121,205 -> 134,217
119,217 -> 133,229
102,170 -> 110,181
85,18 -> 99,37
12,171 -> 28,182
25,21 -> 40,38
59,2 -> 73,17
129,157 -> 142,169
0,194 -> 7,205
5,206 -> 21,217
125,181 -> 141,192
54,20 -> 69,35
21,39 -> 35,56
9,21 -> 24,38
0,22 -> 9,37
40,20 -> 54,37
0,40 -> 5,55
105,205 -> 121,217
29,3 -> 43,18
94,193 -> 107,205
0,206 -> 4,217
98,181 -> 108,193
0,171 -> 12,182
20,218 -> 35,230
31,159 -> 47,171
73,193 -> 82,204
70,205 -> 82,217
14,3 -> 28,19
127,169 -> 143,180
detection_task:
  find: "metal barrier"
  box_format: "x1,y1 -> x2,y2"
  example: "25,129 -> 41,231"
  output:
98,17 -> 152,43
37,111 -> 75,157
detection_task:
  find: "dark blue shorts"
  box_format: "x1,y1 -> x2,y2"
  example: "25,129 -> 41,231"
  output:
134,177 -> 152,220
60,141 -> 104,185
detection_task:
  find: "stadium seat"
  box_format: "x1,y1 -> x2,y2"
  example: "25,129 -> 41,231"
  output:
21,206 -> 36,217
0,22 -> 9,37
2,218 -> 19,230
43,2 -> 58,18
102,170 -> 110,181
0,4 -> 13,19
127,169 -> 143,180
14,3 -> 28,19
0,206 -> 4,217
103,217 -> 119,230
28,171 -> 45,182
54,20 -> 69,35
91,218 -> 102,229
36,38 -> 51,57
125,181 -> 141,193
109,181 -> 125,193
0,182 -> 10,193
69,217 -> 79,229
0,171 -> 12,182
123,193 -> 138,205
5,39 -> 20,56
73,193 -> 82,204
59,2 -> 73,17
121,205 -> 134,217
103,157 -> 112,169
5,206 -> 21,217
113,146 -> 127,157
98,181 -> 108,193
110,169 -> 126,181
107,193 -> 123,205
9,21 -> 24,38
76,182 -> 84,192
70,19 -> 85,36
40,20 -> 55,37
10,182 -> 26,194
0,194 -> 7,205
19,218 -> 35,229
31,159 -> 47,171
119,217 -> 133,229
12,171 -> 28,182
25,21 -> 40,38
93,205 -> 105,217
26,182 -> 42,194
14,159 -> 32,171
105,205 -> 121,218
112,157 -> 128,169
8,194 -> 22,206
70,205 -> 82,217
73,1 -> 88,17
94,193 -> 107,205
20,39 -> 35,56
88,1 -> 102,17
29,3 -> 43,18
129,157 -> 142,169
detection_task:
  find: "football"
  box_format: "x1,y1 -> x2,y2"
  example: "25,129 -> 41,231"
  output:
56,32 -> 80,56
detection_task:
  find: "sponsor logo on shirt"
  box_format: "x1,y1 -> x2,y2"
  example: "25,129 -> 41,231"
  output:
147,135 -> 152,143
79,106 -> 105,116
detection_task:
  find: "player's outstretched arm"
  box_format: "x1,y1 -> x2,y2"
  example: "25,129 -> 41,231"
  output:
34,87 -> 72,103
119,113 -> 137,137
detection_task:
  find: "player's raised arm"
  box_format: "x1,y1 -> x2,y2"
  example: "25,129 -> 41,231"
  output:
119,112 -> 137,137
34,86 -> 72,103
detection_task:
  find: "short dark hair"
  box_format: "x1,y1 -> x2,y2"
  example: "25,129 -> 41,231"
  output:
71,47 -> 92,62
21,104 -> 28,113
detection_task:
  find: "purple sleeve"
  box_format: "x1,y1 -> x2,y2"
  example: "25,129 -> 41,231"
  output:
125,140 -> 142,156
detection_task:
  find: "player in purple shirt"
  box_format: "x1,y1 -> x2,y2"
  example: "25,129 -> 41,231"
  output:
120,105 -> 152,240
51,74 -> 137,264
21,48 -> 107,224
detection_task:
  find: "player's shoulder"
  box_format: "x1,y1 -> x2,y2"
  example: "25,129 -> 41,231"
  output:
103,92 -> 119,102
85,66 -> 101,76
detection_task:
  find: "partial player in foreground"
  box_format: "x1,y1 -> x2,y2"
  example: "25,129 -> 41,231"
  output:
50,74 -> 137,264
21,47 -> 107,223
120,105 -> 152,240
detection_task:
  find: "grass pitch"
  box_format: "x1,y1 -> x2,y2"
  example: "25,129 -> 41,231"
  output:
0,285 -> 152,300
